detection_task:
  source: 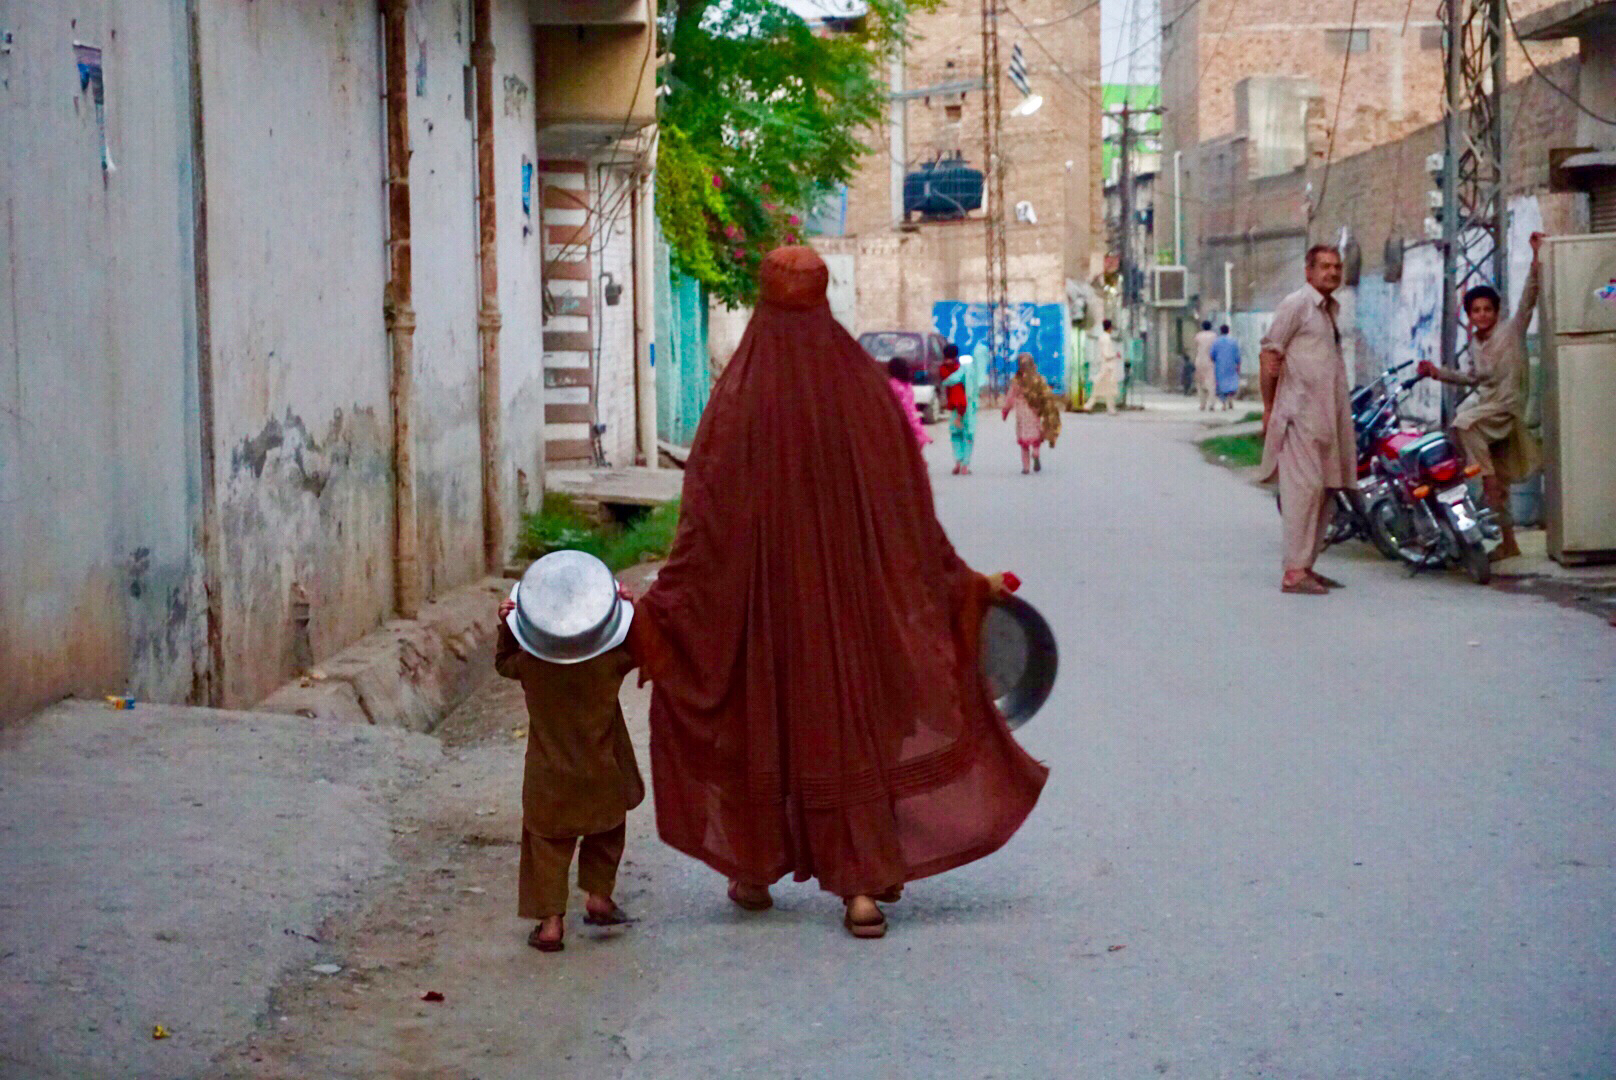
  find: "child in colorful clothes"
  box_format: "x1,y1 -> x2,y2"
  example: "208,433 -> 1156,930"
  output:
886,356 -> 933,450
1001,353 -> 1062,474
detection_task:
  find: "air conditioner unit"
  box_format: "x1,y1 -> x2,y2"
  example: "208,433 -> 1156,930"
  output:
1151,265 -> 1189,307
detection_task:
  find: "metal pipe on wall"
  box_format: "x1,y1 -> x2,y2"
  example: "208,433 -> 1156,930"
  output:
472,0 -> 504,571
1173,149 -> 1183,265
185,0 -> 224,705
382,0 -> 420,618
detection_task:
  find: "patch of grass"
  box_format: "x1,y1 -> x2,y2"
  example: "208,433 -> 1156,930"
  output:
1239,410 -> 1263,423
607,499 -> 681,570
514,492 -> 680,572
1199,431 -> 1266,469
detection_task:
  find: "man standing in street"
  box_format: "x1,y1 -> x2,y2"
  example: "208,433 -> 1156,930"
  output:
1088,320 -> 1123,414
1259,245 -> 1355,595
1193,320 -> 1218,410
1211,324 -> 1242,409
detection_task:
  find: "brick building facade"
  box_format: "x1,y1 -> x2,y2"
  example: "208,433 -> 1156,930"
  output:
811,0 -> 1104,335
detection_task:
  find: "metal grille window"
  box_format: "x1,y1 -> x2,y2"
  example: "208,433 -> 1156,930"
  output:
1326,28 -> 1372,53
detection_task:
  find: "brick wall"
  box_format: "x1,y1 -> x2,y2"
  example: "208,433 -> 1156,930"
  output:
824,0 -> 1103,333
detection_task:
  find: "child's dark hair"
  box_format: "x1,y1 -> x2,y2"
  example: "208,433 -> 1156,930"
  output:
943,343 -> 960,359
888,356 -> 913,382
1464,284 -> 1502,313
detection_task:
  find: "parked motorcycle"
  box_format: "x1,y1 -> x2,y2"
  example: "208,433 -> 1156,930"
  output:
1320,362 -> 1412,557
1359,372 -> 1498,584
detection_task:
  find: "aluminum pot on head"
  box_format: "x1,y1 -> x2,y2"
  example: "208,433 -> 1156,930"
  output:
508,550 -> 633,664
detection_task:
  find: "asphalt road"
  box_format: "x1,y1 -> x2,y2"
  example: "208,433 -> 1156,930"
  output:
237,401 -> 1615,1079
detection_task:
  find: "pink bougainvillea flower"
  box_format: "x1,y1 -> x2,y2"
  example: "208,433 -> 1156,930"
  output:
785,233 -> 799,244
788,214 -> 802,226
724,224 -> 742,240
712,174 -> 724,189
763,203 -> 777,213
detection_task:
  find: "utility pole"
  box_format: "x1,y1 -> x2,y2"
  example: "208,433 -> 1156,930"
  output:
980,0 -> 1009,395
1438,0 -> 1507,422
1118,99 -> 1134,320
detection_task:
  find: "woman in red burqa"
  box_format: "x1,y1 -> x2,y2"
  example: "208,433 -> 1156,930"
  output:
632,247 -> 1048,939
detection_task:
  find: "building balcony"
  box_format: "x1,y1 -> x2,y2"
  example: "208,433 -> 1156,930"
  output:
534,19 -> 656,152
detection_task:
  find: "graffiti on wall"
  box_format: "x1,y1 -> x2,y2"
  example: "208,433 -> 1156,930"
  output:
931,302 -> 1068,391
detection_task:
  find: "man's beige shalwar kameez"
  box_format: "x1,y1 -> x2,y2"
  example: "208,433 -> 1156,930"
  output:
1193,328 -> 1218,409
1446,267 -> 1541,488
1261,284 -> 1356,573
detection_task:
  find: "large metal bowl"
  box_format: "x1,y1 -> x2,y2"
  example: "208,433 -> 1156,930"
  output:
509,550 -> 632,664
980,594 -> 1058,729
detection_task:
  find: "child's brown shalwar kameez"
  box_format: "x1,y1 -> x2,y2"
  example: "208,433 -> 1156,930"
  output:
495,623 -> 645,919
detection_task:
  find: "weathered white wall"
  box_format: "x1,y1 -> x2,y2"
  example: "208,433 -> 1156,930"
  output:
493,0 -> 547,531
406,0 -> 482,597
595,166 -> 639,467
1,0 -> 551,721
0,1 -> 207,722
198,0 -> 395,706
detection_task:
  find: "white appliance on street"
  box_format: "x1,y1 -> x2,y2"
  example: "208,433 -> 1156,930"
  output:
1541,234 -> 1616,565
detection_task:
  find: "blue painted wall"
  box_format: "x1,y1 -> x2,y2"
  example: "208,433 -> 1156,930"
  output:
932,302 -> 1069,391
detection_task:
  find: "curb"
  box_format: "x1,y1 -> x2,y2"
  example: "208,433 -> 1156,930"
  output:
256,578 -> 510,732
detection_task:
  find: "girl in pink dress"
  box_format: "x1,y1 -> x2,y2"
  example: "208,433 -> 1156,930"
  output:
1001,353 -> 1062,474
886,356 -> 933,450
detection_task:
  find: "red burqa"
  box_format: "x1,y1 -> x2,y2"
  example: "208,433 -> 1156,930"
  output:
635,247 -> 1048,897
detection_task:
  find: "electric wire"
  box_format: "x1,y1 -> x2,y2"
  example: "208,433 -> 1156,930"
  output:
1504,0 -> 1616,126
1312,0 -> 1363,221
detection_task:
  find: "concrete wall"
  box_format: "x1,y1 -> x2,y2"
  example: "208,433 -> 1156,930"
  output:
493,0 -> 548,525
0,2 -> 208,720
595,166 -> 639,468
405,0 -> 484,598
1,0 -> 557,724
198,0 -> 396,707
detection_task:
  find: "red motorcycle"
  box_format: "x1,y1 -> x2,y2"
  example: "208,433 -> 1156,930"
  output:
1360,373 -> 1497,584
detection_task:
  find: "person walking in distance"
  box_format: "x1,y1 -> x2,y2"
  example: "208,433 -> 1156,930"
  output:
1211,324 -> 1242,409
1418,231 -> 1546,561
939,341 -> 985,474
1001,353 -> 1062,474
1259,245 -> 1355,595
1193,320 -> 1218,410
1088,320 -> 1124,414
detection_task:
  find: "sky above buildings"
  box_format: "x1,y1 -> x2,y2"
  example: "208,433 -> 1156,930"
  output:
773,0 -> 1162,87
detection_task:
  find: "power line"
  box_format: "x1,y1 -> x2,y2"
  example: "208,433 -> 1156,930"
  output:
1313,0 -> 1363,220
1504,0 -> 1616,125
999,2 -> 1103,108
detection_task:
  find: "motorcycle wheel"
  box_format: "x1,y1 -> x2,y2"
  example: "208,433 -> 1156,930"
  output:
1458,535 -> 1492,585
1369,496 -> 1423,566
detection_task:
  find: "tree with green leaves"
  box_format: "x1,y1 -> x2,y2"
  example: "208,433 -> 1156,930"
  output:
656,0 -> 935,306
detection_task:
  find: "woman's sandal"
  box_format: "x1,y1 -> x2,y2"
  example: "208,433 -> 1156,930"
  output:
842,898 -> 887,939
728,881 -> 773,912
528,921 -> 564,953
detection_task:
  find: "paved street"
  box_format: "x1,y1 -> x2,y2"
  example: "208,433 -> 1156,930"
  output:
233,402 -> 1614,1079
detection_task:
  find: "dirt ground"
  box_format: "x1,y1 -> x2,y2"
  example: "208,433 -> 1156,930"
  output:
215,568 -> 666,1079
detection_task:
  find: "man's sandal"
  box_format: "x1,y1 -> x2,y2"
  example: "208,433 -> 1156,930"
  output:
1281,577 -> 1328,595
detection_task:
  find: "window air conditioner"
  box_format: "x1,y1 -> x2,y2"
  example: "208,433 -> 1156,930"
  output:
1151,265 -> 1188,307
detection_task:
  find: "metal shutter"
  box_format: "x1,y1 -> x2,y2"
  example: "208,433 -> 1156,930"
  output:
1591,174 -> 1616,234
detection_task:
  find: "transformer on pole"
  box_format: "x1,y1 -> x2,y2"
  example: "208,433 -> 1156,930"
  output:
1438,0 -> 1508,419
